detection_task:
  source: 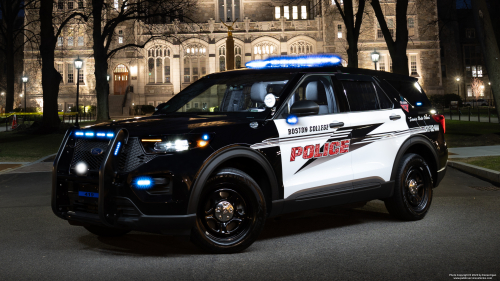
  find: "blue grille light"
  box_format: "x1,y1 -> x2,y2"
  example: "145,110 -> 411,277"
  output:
135,177 -> 153,189
286,114 -> 299,125
416,102 -> 423,106
106,133 -> 114,138
202,134 -> 210,141
245,54 -> 342,69
75,131 -> 84,136
85,132 -> 94,137
114,141 -> 122,156
96,133 -> 105,137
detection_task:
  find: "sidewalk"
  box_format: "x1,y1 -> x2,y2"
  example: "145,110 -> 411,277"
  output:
442,113 -> 499,123
0,154 -> 55,174
448,145 -> 500,158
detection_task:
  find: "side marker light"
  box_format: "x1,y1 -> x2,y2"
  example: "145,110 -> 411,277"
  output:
114,141 -> 122,156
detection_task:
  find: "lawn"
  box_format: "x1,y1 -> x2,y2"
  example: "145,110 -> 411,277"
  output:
445,120 -> 500,148
452,156 -> 500,172
0,131 -> 65,162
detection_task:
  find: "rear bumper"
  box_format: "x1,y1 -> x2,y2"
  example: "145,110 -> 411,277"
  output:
435,163 -> 447,188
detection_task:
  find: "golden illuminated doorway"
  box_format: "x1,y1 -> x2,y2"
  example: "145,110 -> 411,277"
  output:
113,64 -> 129,95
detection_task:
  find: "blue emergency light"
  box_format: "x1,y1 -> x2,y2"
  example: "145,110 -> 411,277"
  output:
245,54 -> 342,69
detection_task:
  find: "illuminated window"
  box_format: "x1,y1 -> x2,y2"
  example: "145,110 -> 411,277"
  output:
184,44 -> 207,83
284,6 -> 289,19
477,65 -> 483,77
301,6 -> 307,19
67,28 -> 74,46
118,30 -> 123,44
253,42 -> 278,60
79,70 -> 84,83
337,25 -> 342,38
219,0 -> 241,22
408,17 -> 415,37
379,55 -> 385,71
57,37 -> 63,46
147,46 -> 171,83
292,6 -> 298,19
67,64 -> 74,84
114,0 -> 118,10
410,55 -> 417,76
289,41 -> 313,55
275,7 -> 280,19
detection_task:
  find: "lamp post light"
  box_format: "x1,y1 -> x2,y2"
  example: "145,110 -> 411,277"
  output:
74,56 -> 83,127
371,49 -> 380,70
21,75 -> 28,112
456,77 -> 461,101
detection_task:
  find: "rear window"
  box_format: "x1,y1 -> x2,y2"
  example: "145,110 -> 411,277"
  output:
384,80 -> 431,108
341,81 -> 379,111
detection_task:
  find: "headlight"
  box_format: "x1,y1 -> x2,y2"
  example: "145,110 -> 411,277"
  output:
141,134 -> 212,154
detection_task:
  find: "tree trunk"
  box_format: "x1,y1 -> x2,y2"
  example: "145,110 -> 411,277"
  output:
5,37 -> 15,112
344,0 -> 358,68
92,0 -> 110,121
39,0 -> 62,131
371,0 -> 409,76
472,0 -> 500,118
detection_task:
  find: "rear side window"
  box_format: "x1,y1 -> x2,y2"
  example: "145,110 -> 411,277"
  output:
340,81 -> 379,111
385,80 -> 431,108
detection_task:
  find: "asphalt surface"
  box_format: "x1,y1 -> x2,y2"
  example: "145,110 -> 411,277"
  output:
1,168 -> 499,281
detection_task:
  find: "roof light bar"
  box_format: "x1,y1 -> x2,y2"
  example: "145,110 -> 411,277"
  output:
74,131 -> 115,138
245,54 -> 342,69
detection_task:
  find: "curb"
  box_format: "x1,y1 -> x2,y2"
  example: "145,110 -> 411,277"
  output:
0,153 -> 56,175
448,161 -> 500,185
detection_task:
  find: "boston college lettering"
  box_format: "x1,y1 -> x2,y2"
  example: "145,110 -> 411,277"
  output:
290,139 -> 350,161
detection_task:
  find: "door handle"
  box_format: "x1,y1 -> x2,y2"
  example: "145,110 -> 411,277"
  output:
389,115 -> 401,120
330,122 -> 344,128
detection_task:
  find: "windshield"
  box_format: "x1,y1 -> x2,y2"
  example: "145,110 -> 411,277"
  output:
155,73 -> 294,118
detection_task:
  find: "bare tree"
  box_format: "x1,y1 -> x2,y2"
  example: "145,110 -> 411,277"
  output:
90,0 -> 196,121
471,77 -> 484,100
330,0 -> 367,68
36,0 -> 87,130
370,0 -> 409,75
0,0 -> 38,112
472,0 -> 500,118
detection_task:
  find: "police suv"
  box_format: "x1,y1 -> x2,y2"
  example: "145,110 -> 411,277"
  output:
52,55 -> 448,253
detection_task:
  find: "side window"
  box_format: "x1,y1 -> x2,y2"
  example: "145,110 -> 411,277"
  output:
374,83 -> 394,109
340,80 -> 380,111
286,75 -> 337,116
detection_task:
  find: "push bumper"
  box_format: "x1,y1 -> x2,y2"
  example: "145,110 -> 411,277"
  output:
52,128 -> 195,235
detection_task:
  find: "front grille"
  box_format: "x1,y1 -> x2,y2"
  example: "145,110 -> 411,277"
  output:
118,138 -> 158,173
70,139 -> 110,171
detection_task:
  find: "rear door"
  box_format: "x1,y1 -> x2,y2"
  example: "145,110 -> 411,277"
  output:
334,74 -> 409,186
274,75 -> 353,200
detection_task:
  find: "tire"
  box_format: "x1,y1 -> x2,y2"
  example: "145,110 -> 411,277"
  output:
84,225 -> 131,237
191,168 -> 267,254
385,153 -> 433,221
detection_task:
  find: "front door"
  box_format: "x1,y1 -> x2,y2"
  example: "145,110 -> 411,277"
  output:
113,64 -> 129,95
275,75 -> 353,203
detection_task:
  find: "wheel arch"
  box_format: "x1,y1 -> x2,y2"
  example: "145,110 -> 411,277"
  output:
187,145 -> 280,214
391,135 -> 439,187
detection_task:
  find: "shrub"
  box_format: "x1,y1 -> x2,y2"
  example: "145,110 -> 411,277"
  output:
133,105 -> 156,115
429,93 -> 462,107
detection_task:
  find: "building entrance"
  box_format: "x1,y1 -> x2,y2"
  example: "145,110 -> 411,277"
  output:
114,64 -> 129,95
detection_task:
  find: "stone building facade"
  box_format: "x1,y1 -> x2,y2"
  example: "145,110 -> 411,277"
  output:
23,0 -> 442,115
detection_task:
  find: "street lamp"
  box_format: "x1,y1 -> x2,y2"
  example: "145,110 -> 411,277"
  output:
371,49 -> 380,70
456,77 -> 461,101
21,75 -> 28,112
74,56 -> 83,127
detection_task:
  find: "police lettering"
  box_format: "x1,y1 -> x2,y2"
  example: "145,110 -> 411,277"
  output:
290,139 -> 350,161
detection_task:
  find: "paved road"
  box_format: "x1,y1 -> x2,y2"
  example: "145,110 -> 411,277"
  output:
1,168 -> 499,281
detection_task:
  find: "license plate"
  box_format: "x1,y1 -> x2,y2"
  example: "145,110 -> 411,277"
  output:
79,191 -> 98,198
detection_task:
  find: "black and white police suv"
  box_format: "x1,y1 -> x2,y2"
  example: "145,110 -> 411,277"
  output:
52,55 -> 448,253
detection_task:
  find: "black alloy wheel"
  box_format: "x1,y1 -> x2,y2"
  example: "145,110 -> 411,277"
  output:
385,153 -> 433,221
191,168 -> 266,254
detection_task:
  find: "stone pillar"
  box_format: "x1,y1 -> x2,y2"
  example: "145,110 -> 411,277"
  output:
244,37 -> 252,63
226,35 -> 235,70
172,43 -> 181,94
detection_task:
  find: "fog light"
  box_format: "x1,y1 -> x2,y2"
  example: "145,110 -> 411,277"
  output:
135,177 -> 153,189
75,162 -> 88,176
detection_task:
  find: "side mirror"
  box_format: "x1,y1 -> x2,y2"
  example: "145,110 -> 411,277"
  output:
290,100 -> 319,116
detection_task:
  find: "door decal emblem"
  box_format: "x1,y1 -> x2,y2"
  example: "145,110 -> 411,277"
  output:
290,140 -> 350,161
91,148 -> 104,156
400,101 -> 409,112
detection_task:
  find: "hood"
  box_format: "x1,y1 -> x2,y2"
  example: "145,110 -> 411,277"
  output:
83,115 -> 250,137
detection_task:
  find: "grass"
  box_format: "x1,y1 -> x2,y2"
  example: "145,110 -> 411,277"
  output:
445,120 -> 500,148
452,156 -> 500,172
0,130 -> 65,162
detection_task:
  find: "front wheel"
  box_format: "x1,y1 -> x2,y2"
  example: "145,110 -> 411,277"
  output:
191,168 -> 267,254
385,153 -> 433,221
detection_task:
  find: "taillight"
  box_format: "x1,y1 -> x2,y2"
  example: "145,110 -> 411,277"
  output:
432,114 -> 445,134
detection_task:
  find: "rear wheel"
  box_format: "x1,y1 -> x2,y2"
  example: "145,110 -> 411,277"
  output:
385,153 -> 433,221
191,168 -> 266,254
84,225 -> 131,237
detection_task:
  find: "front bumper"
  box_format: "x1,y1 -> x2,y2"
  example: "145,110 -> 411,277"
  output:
52,128 -> 196,235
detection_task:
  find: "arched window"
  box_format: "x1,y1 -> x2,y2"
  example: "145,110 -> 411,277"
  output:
253,41 -> 278,60
289,40 -> 314,55
146,45 -> 172,83
218,44 -> 243,71
183,44 -> 208,83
